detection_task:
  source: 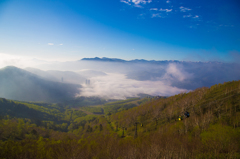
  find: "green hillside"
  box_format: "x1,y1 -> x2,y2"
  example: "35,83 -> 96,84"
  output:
0,80 -> 240,158
71,97 -> 151,115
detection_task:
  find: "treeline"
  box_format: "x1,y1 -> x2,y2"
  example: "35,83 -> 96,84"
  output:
103,98 -> 148,114
62,96 -> 107,107
77,97 -> 149,115
80,107 -> 103,114
0,80 -> 240,158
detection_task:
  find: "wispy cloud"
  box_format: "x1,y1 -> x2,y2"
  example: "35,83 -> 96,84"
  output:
121,0 -> 152,8
48,43 -> 54,45
159,8 -> 172,12
179,6 -> 191,12
121,0 -> 200,22
151,8 -> 172,18
120,0 -> 131,5
131,0 -> 152,5
59,44 -> 63,46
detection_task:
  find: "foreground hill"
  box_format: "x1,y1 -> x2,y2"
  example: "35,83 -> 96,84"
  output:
0,80 -> 239,158
0,66 -> 81,102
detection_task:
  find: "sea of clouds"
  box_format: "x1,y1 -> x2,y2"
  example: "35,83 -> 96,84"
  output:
1,53 -> 240,99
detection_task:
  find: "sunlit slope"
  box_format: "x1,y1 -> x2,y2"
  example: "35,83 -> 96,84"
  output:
110,80 -> 240,135
0,66 -> 81,102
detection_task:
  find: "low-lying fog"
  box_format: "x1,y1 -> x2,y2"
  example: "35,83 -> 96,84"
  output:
1,53 -> 240,100
80,73 -> 187,99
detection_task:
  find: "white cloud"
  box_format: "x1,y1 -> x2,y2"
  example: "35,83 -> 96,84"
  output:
48,43 -> 54,45
120,0 -> 152,7
166,0 -> 170,3
179,6 -> 191,12
59,44 -> 63,45
165,9 -> 172,12
79,73 -> 188,99
131,0 -> 152,5
120,0 -> 131,5
160,8 -> 172,12
162,63 -> 193,82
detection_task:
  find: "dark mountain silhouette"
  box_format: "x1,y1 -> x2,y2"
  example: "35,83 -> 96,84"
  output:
0,66 -> 81,102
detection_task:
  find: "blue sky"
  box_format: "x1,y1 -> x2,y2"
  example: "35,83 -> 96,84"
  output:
0,0 -> 240,62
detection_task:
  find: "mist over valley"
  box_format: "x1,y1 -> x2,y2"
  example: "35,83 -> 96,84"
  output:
0,57 -> 239,101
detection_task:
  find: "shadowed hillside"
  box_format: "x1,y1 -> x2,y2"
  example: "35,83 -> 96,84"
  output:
0,66 -> 81,102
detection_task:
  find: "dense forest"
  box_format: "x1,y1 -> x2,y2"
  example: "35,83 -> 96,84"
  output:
0,80 -> 240,158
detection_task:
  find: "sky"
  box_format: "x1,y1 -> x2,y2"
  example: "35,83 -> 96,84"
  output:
0,0 -> 240,62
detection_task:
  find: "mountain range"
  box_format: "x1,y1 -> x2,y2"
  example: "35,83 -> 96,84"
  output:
81,57 -> 221,64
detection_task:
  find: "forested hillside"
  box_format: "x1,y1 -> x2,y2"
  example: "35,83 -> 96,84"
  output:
0,80 -> 240,158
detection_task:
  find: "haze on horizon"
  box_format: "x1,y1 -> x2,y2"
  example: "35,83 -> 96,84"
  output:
0,0 -> 240,100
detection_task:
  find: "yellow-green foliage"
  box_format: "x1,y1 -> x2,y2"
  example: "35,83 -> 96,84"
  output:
80,106 -> 103,114
0,80 -> 240,158
201,124 -> 240,154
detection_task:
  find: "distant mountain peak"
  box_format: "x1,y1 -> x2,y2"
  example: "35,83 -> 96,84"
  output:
2,66 -> 19,70
1,66 -> 36,76
81,57 -> 126,62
